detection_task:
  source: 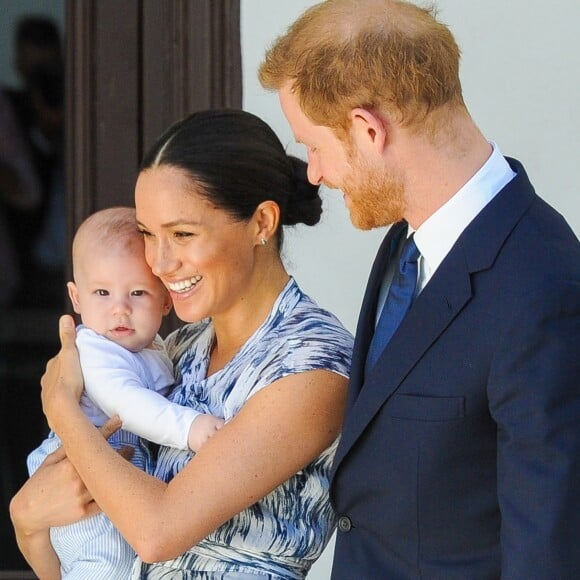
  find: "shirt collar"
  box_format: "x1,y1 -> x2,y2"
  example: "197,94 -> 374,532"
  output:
412,142 -> 515,281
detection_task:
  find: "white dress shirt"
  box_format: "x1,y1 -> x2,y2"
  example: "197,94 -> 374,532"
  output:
375,143 -> 515,323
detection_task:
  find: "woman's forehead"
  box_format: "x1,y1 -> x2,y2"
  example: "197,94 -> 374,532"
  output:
136,168 -> 209,213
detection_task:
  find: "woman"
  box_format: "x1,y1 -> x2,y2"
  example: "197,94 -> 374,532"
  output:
11,109 -> 353,579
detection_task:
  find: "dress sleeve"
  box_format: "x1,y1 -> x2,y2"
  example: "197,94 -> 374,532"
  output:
227,312 -> 353,416
78,330 -> 201,450
265,312 -> 352,381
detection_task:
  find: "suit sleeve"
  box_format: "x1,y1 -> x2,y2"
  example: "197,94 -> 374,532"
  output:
78,333 -> 201,450
489,279 -> 580,578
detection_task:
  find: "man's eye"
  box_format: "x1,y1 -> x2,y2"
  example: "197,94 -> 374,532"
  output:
96,289 -> 109,296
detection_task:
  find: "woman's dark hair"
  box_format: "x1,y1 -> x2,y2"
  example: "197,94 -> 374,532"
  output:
140,109 -> 322,247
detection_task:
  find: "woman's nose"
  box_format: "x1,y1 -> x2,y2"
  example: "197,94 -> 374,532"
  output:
148,241 -> 178,278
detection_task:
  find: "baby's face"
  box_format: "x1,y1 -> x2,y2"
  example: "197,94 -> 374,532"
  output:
68,248 -> 172,352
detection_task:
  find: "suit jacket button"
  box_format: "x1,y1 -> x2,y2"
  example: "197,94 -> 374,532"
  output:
338,515 -> 352,532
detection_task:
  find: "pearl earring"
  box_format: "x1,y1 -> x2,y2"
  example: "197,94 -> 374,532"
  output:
261,238 -> 268,246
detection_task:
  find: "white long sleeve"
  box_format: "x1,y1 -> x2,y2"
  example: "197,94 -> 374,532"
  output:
77,326 -> 200,450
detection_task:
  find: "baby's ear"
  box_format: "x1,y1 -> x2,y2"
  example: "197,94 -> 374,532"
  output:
162,291 -> 173,316
66,281 -> 82,314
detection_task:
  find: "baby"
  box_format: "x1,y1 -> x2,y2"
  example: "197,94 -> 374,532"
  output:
27,207 -> 223,579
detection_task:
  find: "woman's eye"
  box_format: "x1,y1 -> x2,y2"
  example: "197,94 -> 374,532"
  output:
138,228 -> 153,238
174,231 -> 194,239
96,289 -> 109,296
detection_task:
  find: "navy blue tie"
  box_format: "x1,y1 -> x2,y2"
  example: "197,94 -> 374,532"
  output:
366,234 -> 420,372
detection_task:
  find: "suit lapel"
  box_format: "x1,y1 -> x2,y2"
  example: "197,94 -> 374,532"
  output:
333,157 -> 537,473
335,246 -> 473,468
346,221 -> 407,409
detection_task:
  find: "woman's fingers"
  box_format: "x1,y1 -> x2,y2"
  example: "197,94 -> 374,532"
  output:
40,316 -> 84,423
41,445 -> 67,466
43,416 -> 122,466
13,455 -> 98,532
58,314 -> 77,350
99,416 -> 123,440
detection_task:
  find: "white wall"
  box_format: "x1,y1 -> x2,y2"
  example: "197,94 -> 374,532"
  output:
242,0 -> 388,334
242,1 -> 580,578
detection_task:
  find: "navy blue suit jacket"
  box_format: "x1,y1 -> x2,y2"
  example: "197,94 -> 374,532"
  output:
330,159 -> 580,579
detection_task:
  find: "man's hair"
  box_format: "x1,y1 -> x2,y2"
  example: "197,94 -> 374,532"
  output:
259,0 -> 465,134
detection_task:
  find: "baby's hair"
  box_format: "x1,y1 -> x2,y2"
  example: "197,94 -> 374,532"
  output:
72,207 -> 143,278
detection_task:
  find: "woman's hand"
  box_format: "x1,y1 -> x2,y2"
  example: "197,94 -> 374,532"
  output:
11,447 -> 99,534
10,449 -> 92,578
10,418 -> 124,577
10,418 -> 122,534
41,315 -> 84,429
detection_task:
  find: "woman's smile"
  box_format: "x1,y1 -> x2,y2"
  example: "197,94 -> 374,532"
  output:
166,275 -> 203,294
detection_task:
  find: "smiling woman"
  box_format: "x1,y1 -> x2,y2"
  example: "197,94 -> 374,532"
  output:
11,109 -> 354,579
135,165 -> 262,330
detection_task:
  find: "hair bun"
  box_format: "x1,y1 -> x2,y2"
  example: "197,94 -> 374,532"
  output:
283,156 -> 323,226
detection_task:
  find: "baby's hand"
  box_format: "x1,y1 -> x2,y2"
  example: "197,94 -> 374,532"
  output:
187,414 -> 225,452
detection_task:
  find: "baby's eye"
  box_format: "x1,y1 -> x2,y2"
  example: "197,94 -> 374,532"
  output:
131,290 -> 146,297
95,289 -> 109,296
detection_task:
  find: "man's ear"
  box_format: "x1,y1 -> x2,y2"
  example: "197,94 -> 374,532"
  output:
66,281 -> 82,314
350,107 -> 388,155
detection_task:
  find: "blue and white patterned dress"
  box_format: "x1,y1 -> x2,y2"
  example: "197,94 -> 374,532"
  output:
132,278 -> 353,579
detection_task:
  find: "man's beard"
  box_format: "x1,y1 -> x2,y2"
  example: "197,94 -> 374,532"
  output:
337,154 -> 406,231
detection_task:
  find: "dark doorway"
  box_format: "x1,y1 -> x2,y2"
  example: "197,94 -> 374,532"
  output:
0,0 -> 241,574
0,3 -> 66,573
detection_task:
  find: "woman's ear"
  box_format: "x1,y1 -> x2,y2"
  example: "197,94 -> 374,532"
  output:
253,200 -> 280,246
66,281 -> 82,314
350,107 -> 388,155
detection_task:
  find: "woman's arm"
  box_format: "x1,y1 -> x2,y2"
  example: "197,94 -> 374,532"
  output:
10,447 -> 96,579
42,315 -> 348,563
10,417 -> 123,572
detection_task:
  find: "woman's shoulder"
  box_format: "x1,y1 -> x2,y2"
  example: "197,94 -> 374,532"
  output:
227,285 -> 353,395
284,282 -> 353,343
264,281 -> 354,371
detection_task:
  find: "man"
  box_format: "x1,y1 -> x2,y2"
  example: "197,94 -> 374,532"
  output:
259,1 -> 580,578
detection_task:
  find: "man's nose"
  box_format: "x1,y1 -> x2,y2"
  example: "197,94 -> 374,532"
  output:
306,153 -> 323,185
